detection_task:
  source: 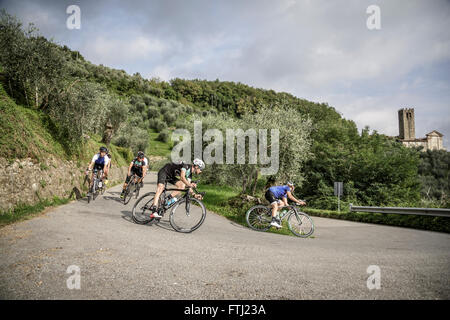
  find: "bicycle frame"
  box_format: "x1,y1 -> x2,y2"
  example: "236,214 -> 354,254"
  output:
151,181 -> 203,215
268,204 -> 303,223
92,169 -> 103,190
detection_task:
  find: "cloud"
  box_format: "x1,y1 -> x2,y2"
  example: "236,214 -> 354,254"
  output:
2,0 -> 449,148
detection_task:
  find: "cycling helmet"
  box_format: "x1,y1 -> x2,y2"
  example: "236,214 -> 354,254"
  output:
287,181 -> 295,187
99,146 -> 107,153
193,158 -> 205,170
137,151 -> 145,158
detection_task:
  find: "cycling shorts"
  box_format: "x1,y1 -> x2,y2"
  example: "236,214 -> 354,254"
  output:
265,190 -> 282,205
157,164 -> 178,185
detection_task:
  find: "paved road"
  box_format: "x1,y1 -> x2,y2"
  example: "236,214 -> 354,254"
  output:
1,172 -> 449,299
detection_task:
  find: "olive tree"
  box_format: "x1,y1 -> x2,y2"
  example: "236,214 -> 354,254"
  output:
176,103 -> 313,194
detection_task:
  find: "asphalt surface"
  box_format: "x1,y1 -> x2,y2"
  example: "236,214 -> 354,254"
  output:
0,172 -> 449,299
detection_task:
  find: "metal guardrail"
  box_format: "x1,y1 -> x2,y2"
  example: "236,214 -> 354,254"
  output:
349,204 -> 450,218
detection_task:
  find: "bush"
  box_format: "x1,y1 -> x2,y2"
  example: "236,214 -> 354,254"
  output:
115,146 -> 133,163
163,112 -> 177,125
149,118 -> 167,132
160,104 -> 170,115
112,122 -> 149,154
147,106 -> 160,119
156,130 -> 170,143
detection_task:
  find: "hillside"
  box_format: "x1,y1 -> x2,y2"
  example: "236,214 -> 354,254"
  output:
0,9 -> 449,210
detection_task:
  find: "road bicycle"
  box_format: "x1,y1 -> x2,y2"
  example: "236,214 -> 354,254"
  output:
123,173 -> 142,205
131,180 -> 206,233
245,202 -> 314,237
87,168 -> 105,203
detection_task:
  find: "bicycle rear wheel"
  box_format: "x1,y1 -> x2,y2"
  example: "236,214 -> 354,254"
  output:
246,205 -> 272,231
287,211 -> 314,237
170,197 -> 206,233
132,192 -> 156,224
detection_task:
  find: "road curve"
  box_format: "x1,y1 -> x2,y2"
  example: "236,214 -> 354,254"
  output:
1,172 -> 449,299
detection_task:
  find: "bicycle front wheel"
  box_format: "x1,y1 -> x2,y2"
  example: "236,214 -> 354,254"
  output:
287,211 -> 314,237
92,179 -> 98,201
123,181 -> 135,205
246,205 -> 272,231
170,198 -> 206,233
132,192 -> 156,224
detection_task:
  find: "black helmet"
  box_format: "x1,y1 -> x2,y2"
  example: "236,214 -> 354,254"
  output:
137,151 -> 145,158
99,146 -> 107,153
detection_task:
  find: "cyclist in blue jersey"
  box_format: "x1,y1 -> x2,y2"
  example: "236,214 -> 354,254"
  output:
85,146 -> 110,194
265,182 -> 306,228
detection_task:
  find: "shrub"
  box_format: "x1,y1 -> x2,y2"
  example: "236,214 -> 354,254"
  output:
149,118 -> 167,132
156,130 -> 170,143
163,112 -> 177,125
147,106 -> 160,119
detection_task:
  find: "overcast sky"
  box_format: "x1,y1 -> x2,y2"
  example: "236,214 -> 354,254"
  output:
2,0 -> 449,148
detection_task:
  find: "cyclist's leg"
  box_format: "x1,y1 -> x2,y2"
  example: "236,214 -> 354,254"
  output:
271,202 -> 279,217
120,173 -> 132,197
152,183 -> 165,208
170,179 -> 185,198
265,190 -> 279,217
152,166 -> 170,208
99,164 -> 105,181
103,164 -> 108,180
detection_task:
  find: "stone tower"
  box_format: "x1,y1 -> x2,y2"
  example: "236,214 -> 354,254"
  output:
398,108 -> 415,140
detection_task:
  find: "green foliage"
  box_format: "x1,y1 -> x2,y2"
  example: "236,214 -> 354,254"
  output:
149,118 -> 168,132
300,122 -> 421,209
0,83 -> 65,160
0,10 -> 67,108
178,104 -> 313,194
418,149 -> 450,208
303,208 -> 450,233
0,196 -> 70,227
156,130 -> 170,143
115,146 -> 133,163
112,120 -> 149,154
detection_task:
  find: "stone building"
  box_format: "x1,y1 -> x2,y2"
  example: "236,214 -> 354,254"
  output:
397,108 -> 445,151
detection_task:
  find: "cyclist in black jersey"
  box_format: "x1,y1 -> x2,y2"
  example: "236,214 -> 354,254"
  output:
149,158 -> 205,218
120,151 -> 149,199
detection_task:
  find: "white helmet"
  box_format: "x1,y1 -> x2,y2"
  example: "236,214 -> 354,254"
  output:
193,158 -> 205,170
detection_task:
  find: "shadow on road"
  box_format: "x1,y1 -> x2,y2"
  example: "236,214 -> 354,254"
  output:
120,210 -> 176,232
103,195 -> 123,204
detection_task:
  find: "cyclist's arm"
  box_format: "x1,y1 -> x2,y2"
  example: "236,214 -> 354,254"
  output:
86,160 -> 95,174
142,158 -> 148,177
142,166 -> 147,177
286,191 -> 303,205
127,162 -> 133,176
180,169 -> 192,187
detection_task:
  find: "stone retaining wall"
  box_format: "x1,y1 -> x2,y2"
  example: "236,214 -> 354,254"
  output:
0,157 -> 128,211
